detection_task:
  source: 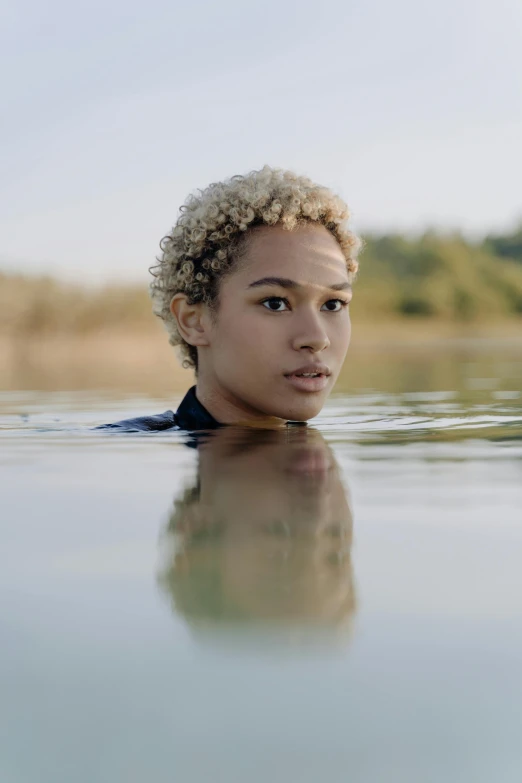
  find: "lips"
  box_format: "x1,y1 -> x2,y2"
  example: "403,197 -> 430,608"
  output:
285,363 -> 331,379
284,364 -> 331,393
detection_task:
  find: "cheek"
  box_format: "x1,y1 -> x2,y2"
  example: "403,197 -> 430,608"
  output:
216,308 -> 280,359
345,314 -> 352,345
330,313 -> 351,351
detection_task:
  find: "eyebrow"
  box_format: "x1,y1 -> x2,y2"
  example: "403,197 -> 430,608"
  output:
247,276 -> 352,292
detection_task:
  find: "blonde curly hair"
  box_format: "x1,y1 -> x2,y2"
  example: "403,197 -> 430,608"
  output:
149,165 -> 361,370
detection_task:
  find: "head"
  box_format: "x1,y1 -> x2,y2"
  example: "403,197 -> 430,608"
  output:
150,166 -> 361,423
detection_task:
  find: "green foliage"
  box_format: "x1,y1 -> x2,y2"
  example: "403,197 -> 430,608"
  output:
482,222 -> 522,263
352,226 -> 522,322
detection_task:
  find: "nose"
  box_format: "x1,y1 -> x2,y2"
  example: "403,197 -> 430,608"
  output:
291,308 -> 330,353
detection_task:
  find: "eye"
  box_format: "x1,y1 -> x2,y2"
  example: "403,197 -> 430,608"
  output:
261,297 -> 290,312
321,299 -> 350,312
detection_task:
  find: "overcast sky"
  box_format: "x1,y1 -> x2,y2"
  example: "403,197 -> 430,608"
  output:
1,0 -> 521,282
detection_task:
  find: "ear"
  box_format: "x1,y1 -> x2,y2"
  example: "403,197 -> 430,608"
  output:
170,294 -> 211,348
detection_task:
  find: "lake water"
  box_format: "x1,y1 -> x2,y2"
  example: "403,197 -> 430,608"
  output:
1,343 -> 522,782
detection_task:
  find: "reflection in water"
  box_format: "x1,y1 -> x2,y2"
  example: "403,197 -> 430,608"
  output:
157,426 -> 355,642
3,374 -> 522,782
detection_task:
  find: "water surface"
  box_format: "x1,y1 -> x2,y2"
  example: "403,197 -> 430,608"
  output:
1,345 -> 522,782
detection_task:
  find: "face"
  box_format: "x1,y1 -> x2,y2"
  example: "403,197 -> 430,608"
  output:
200,223 -> 352,423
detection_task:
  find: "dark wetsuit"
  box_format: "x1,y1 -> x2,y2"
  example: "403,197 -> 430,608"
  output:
96,386 -> 220,433
96,385 -> 307,433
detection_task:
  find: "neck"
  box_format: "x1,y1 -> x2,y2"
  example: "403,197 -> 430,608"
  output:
194,371 -> 286,429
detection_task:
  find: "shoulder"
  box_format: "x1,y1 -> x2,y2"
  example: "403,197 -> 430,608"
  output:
94,410 -> 178,433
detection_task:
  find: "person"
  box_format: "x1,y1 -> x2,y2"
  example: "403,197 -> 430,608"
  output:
98,165 -> 360,432
157,425 -> 355,640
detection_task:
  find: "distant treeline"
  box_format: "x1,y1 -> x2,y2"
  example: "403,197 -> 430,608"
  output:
353,223 -> 522,321
2,224 -> 522,336
0,273 -> 154,337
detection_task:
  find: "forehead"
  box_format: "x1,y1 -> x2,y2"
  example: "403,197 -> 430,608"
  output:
236,223 -> 348,282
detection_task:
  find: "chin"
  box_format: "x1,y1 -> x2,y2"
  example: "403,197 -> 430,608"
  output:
271,395 -> 325,423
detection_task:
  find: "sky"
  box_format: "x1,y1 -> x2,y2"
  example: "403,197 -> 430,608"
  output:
1,0 -> 521,282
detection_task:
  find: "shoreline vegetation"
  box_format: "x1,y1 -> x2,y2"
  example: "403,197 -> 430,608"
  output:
2,228 -> 522,391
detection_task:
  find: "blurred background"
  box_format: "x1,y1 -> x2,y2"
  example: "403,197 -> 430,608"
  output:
1,0 -> 521,394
